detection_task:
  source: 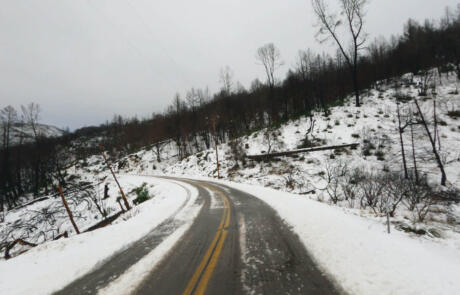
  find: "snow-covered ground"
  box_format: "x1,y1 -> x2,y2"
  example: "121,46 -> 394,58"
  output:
112,71 -> 460,238
0,176 -> 199,295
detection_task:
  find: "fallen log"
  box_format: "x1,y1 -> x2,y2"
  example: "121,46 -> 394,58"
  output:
4,239 -> 38,259
246,143 -> 359,160
10,196 -> 49,212
53,231 -> 69,240
84,211 -> 123,233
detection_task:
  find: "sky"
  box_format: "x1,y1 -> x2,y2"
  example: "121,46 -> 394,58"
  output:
0,0 -> 458,130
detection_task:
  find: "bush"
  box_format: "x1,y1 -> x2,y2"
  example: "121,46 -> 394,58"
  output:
132,183 -> 151,205
447,110 -> 460,119
375,150 -> 385,161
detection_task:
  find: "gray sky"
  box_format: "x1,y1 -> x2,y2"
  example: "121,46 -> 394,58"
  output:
0,0 -> 458,130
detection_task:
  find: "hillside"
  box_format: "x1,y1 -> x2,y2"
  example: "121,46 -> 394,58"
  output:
104,70 -> 460,237
1,123 -> 64,145
2,71 -> 460,295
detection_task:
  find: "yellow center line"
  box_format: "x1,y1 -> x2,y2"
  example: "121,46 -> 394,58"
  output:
182,183 -> 231,295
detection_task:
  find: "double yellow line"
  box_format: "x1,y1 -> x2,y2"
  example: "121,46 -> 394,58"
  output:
182,184 -> 231,295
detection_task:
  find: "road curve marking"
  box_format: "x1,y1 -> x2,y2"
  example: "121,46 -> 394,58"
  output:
182,183 -> 231,295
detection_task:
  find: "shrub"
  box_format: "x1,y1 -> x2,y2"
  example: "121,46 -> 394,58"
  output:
447,110 -> 460,119
375,150 -> 385,161
132,183 -> 151,205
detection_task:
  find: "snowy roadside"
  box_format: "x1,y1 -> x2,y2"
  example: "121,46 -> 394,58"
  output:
184,175 -> 460,295
0,176 -> 199,295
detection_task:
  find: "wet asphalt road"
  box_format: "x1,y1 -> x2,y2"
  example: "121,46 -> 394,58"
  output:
54,177 -> 340,295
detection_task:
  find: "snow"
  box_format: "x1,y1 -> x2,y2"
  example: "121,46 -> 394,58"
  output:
192,176 -> 460,295
0,176 -> 199,295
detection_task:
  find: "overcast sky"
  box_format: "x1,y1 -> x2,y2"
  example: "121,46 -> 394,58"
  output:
0,0 -> 458,130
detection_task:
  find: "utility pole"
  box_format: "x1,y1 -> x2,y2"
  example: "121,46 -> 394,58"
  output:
57,185 -> 80,234
99,143 -> 131,210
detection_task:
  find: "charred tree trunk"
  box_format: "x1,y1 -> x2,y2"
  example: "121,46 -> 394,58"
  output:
410,117 -> 419,184
397,103 -> 408,179
413,98 -> 447,185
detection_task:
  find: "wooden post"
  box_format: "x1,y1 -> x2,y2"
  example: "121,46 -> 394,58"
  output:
99,143 -> 131,210
57,185 -> 80,234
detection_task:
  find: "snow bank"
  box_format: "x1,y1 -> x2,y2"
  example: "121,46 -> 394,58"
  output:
0,176 -> 198,295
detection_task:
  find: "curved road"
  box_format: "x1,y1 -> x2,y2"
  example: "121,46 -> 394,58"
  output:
55,177 -> 340,295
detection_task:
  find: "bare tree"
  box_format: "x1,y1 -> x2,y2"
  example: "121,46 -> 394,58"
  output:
219,66 -> 234,96
209,114 -> 220,178
21,103 -> 41,139
1,106 -> 18,150
409,110 -> 419,183
1,106 -> 18,215
413,98 -> 447,186
295,49 -> 314,81
256,43 -> 284,123
311,0 -> 368,107
256,43 -> 283,89
396,102 -> 409,179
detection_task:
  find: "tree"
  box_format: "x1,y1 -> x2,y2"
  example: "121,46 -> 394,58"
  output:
256,43 -> 284,123
219,66 -> 234,96
256,43 -> 283,89
0,106 -> 18,213
209,114 -> 220,178
1,105 -> 18,150
413,98 -> 447,186
311,0 -> 368,107
295,49 -> 314,82
21,103 -> 42,195
21,102 -> 41,138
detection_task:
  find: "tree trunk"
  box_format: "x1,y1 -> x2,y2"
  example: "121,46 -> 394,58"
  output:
352,65 -> 360,107
397,103 -> 408,179
410,112 -> 419,183
413,99 -> 447,185
99,144 -> 130,210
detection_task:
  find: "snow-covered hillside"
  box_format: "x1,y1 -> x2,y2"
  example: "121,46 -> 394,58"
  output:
1,123 -> 64,145
103,71 -> 460,253
1,71 -> 460,295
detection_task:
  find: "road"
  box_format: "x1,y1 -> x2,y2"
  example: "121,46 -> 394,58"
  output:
55,177 -> 340,295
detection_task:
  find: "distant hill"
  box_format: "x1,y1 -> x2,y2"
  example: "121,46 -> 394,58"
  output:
1,123 -> 64,145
